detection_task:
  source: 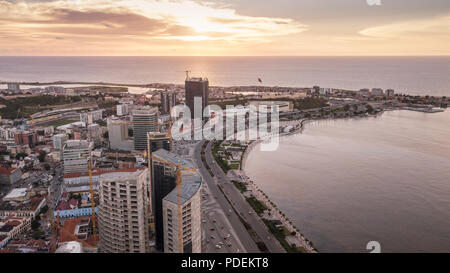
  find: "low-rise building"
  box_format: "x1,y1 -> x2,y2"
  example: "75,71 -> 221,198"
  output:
0,167 -> 22,186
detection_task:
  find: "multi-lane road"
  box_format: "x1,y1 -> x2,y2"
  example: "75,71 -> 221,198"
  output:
189,140 -> 285,253
200,141 -> 285,253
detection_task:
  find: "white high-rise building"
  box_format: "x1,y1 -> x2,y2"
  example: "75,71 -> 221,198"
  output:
62,140 -> 93,174
116,104 -> 129,116
80,110 -> 104,125
98,168 -> 151,253
107,117 -> 133,151
151,149 -> 202,253
53,134 -> 68,150
162,173 -> 202,253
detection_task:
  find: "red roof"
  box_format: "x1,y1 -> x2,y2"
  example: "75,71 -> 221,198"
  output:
0,167 -> 17,175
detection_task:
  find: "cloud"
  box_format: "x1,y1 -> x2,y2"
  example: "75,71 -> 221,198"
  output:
0,0 -> 307,43
359,14 -> 450,39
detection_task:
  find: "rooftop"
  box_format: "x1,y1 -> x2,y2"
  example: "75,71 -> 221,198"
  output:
163,173 -> 202,205
4,188 -> 28,199
152,148 -> 195,169
0,167 -> 17,175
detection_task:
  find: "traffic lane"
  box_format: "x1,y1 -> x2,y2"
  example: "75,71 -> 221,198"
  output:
198,159 -> 255,253
205,141 -> 285,253
193,141 -> 259,253
202,190 -> 243,253
196,153 -> 258,253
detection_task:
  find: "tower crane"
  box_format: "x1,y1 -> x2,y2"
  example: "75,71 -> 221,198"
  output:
145,119 -> 200,252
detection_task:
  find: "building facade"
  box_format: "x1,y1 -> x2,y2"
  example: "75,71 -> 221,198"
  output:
151,149 -> 202,253
132,107 -> 159,151
147,132 -> 172,155
107,117 -> 133,151
185,77 -> 209,119
162,174 -> 202,253
53,134 -> 68,150
62,140 -> 93,174
160,91 -> 176,115
0,167 -> 22,186
97,168 -> 151,253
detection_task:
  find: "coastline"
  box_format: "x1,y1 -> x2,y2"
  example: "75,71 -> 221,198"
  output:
238,111 -> 387,253
239,117 -> 318,253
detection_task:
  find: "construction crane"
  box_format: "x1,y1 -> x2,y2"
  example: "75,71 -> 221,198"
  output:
177,70 -> 191,81
87,158 -> 98,245
149,156 -> 198,253
145,119 -> 200,252
78,147 -> 98,246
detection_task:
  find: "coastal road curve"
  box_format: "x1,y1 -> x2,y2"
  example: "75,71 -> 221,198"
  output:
193,141 -> 260,253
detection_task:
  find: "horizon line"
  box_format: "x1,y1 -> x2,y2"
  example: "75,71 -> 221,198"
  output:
1,55 -> 450,58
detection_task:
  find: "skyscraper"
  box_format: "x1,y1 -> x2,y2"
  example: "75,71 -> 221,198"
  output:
151,149 -> 202,253
185,77 -> 209,119
97,168 -> 151,253
132,107 -> 159,151
147,132 -> 172,155
107,117 -> 133,151
160,91 -> 176,115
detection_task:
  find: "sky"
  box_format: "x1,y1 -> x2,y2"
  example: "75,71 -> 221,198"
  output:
1,0 -> 450,56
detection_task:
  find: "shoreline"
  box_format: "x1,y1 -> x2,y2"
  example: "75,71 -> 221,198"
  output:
239,117 -> 318,253
239,111 -> 389,253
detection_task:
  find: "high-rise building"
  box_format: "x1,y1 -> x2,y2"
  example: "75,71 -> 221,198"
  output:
53,134 -> 68,150
185,77 -> 209,119
88,124 -> 102,145
132,107 -> 159,151
116,104 -> 129,116
62,140 -> 93,174
147,132 -> 172,155
107,117 -> 133,151
162,173 -> 202,253
80,110 -> 103,126
151,149 -> 202,252
97,168 -> 151,253
160,91 -> 176,115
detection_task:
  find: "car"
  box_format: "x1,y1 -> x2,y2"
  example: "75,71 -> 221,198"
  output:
215,244 -> 221,249
210,235 -> 215,239
210,228 -> 215,231
202,220 -> 206,223
248,211 -> 252,215
212,219 -> 216,223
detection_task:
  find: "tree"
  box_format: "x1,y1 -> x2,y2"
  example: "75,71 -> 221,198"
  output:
32,230 -> 44,240
38,151 -> 47,162
15,152 -> 28,160
44,163 -> 51,171
31,219 -> 40,230
40,205 -> 49,214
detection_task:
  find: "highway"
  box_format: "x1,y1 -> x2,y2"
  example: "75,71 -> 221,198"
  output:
200,140 -> 285,253
173,140 -> 255,253
189,140 -> 261,253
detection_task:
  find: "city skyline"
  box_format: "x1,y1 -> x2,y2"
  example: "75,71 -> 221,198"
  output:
1,0 -> 450,56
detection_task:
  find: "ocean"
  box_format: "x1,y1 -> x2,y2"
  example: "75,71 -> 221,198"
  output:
0,56 -> 449,96
245,110 -> 450,253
